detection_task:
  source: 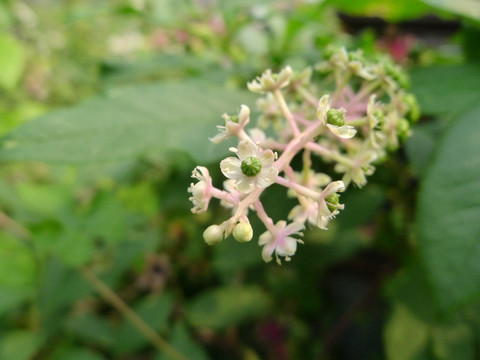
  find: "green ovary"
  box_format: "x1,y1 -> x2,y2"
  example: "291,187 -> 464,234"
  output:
241,157 -> 262,177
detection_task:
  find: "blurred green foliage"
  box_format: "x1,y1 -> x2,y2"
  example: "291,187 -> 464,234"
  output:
0,0 -> 480,359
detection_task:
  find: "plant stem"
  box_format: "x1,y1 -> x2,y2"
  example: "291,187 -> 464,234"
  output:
80,267 -> 189,360
273,89 -> 300,137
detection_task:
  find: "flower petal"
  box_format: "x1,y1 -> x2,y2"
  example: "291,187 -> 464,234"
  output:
255,166 -> 278,188
236,178 -> 255,193
327,124 -> 357,139
259,149 -> 275,167
237,140 -> 258,160
220,157 -> 242,179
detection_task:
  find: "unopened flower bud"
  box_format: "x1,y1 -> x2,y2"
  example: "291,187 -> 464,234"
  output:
403,93 -> 420,122
233,222 -> 253,243
326,109 -> 345,127
397,118 -> 410,140
203,225 -> 224,246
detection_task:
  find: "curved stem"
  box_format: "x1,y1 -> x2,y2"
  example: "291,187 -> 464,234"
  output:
80,267 -> 189,360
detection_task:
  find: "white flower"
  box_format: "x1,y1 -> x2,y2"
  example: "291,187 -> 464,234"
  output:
288,199 -> 319,226
220,140 -> 278,193
259,221 -> 304,264
187,166 -> 213,213
317,95 -> 357,139
210,105 -> 250,144
317,180 -> 345,228
335,150 -> 377,187
247,66 -> 293,94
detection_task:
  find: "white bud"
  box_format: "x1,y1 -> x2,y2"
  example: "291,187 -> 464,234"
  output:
192,181 -> 207,199
233,222 -> 253,243
203,225 -> 224,246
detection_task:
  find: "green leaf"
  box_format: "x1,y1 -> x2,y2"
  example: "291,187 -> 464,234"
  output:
0,80 -> 256,164
404,121 -> 445,177
48,346 -> 106,360
156,322 -> 208,360
431,323 -> 475,360
0,331 -> 43,360
0,33 -> 26,90
417,105 -> 480,310
186,286 -> 270,330
38,260 -> 91,332
410,65 -> 480,118
0,235 -> 36,288
64,313 -> 115,348
383,302 -> 429,360
421,0 -> 480,20
0,287 -> 31,316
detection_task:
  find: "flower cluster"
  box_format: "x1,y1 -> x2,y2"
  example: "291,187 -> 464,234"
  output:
188,47 -> 418,264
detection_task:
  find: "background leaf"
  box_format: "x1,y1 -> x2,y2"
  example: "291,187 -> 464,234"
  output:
186,286 -> 270,330
410,65 -> 480,118
417,104 -> 480,310
0,33 -> 26,90
0,80 -> 256,164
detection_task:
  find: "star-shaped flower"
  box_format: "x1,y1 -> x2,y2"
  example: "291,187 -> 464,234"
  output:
220,140 -> 278,193
259,221 -> 304,264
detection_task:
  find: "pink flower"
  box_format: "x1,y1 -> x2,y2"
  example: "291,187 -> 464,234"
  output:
187,166 -> 213,213
259,221 -> 304,264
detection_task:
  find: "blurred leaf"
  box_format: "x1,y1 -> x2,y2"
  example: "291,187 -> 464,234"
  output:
81,193 -> 128,243
0,331 -> 43,360
410,65 -> 480,118
56,230 -> 95,267
236,24 -> 269,57
114,293 -> 174,354
461,23 -> 480,61
64,313 -> 115,348
404,121 -> 445,177
38,260 -> 91,332
0,33 -> 26,90
48,346 -> 106,360
431,323 -> 475,360
326,0 -> 431,21
421,0 -> 480,20
213,238 -> 263,277
186,286 -> 270,330
336,185 -> 385,229
385,262 -> 435,321
117,183 -> 158,216
16,182 -> 70,216
384,302 -> 429,360
0,287 -> 31,317
417,105 -> 480,310
0,235 -> 35,288
100,55 -> 217,85
0,80 -> 256,164
156,322 -> 208,360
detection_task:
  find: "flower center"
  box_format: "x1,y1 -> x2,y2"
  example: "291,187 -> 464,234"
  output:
241,157 -> 262,177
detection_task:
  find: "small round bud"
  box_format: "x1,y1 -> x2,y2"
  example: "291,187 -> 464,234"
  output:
326,109 -> 345,127
397,118 -> 410,141
241,156 -> 262,177
233,222 -> 253,243
403,93 -> 420,123
203,225 -> 224,246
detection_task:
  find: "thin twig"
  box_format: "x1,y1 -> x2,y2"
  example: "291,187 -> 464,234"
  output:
80,267 -> 189,360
